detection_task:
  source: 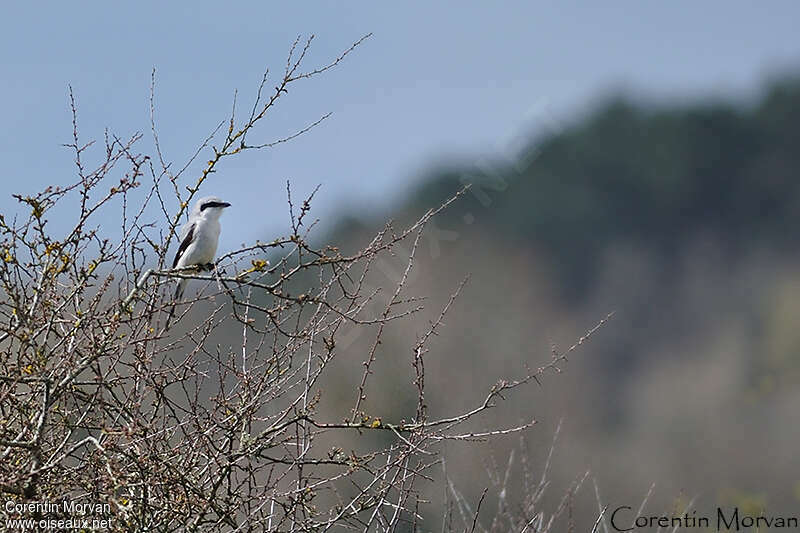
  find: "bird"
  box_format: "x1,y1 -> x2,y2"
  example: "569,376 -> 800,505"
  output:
165,195 -> 231,328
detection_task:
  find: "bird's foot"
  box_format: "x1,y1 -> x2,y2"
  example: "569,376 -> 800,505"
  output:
202,263 -> 216,272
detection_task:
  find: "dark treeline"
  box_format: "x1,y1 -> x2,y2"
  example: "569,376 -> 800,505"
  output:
405,75 -> 800,298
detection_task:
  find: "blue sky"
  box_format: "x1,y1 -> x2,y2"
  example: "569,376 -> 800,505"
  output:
2,1 -> 799,251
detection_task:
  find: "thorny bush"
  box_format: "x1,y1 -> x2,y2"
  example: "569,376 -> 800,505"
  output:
0,35 -> 609,531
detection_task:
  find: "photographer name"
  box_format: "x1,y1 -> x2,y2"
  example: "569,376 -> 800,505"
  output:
610,506 -> 798,531
5,499 -> 110,515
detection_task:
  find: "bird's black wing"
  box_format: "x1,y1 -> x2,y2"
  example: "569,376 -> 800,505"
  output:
172,223 -> 195,268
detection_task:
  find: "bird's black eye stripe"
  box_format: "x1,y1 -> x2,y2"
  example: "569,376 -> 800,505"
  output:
200,201 -> 230,211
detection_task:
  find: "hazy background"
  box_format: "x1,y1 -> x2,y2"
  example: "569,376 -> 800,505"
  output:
3,1 -> 800,529
3,1 -> 800,243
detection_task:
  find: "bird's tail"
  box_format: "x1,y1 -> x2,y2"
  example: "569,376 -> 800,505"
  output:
164,278 -> 188,330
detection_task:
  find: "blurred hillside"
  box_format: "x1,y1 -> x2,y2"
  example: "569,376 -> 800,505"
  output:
408,75 -> 800,297
317,74 -> 800,527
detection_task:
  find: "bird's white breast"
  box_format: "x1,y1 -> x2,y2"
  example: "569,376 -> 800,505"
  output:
180,218 -> 221,267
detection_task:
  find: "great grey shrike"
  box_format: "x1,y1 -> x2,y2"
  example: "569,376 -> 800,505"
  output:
166,195 -> 231,327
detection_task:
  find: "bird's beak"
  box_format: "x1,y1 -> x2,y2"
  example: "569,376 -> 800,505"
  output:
221,202 -> 231,208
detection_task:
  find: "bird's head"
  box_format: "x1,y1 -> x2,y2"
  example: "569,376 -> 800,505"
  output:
191,195 -> 231,220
